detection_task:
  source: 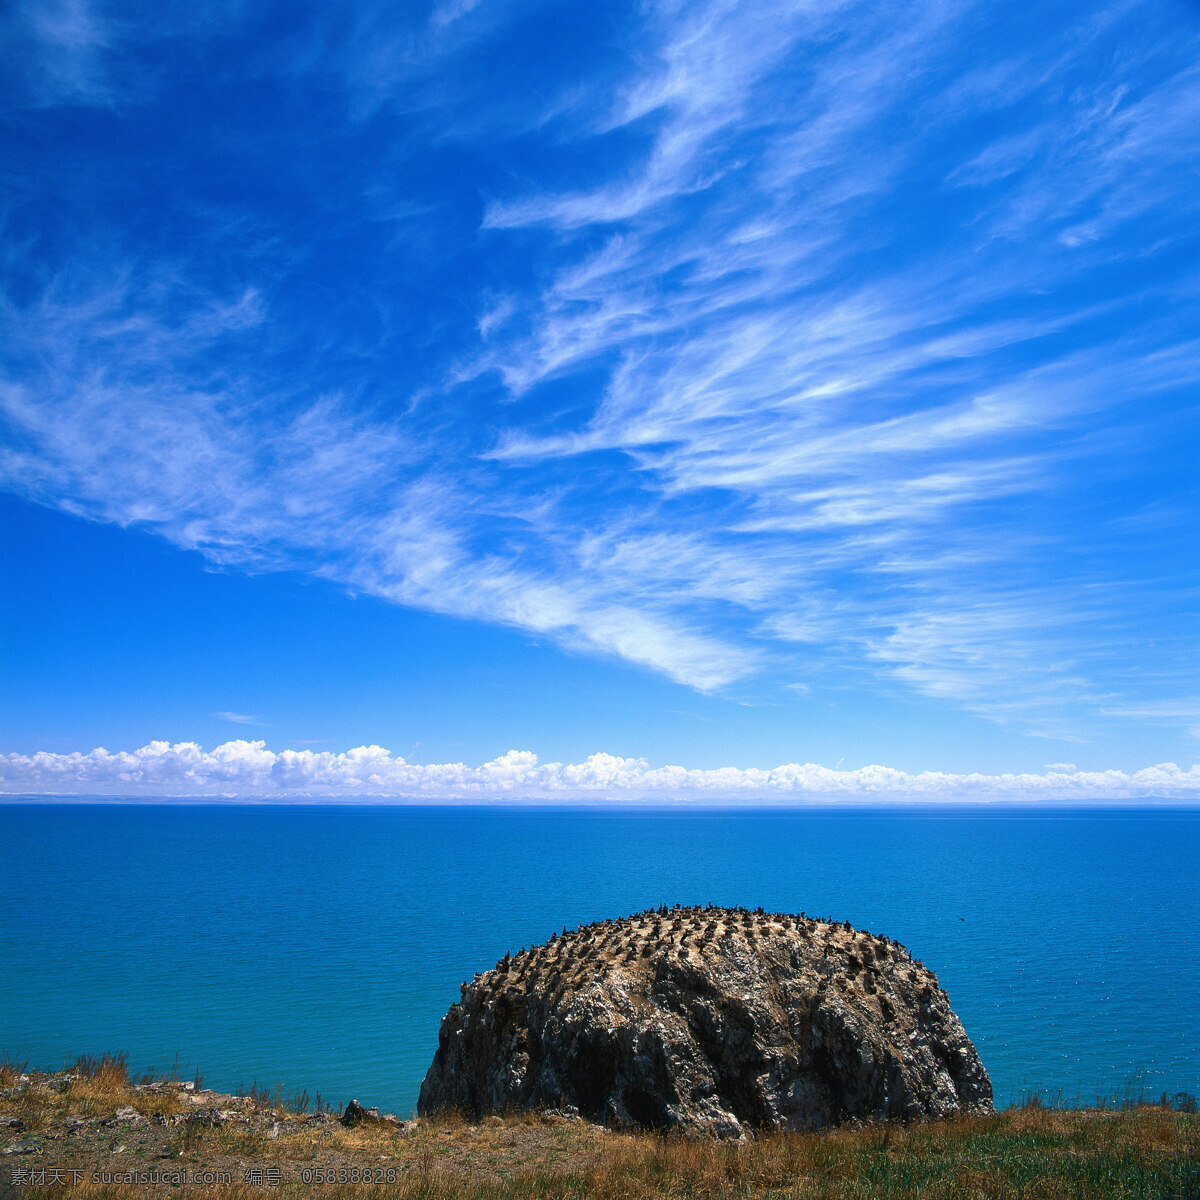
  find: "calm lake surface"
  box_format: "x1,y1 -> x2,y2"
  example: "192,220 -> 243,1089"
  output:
2,804 -> 1197,1115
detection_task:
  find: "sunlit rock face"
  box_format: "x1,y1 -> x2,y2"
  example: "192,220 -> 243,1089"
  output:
418,906 -> 993,1138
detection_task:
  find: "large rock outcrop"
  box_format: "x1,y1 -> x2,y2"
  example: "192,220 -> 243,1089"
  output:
419,906 -> 993,1137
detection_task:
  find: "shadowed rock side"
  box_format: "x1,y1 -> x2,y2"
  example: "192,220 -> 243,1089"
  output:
418,906 -> 993,1138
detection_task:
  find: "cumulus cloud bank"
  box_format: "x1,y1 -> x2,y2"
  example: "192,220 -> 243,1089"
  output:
2,741 -> 1197,802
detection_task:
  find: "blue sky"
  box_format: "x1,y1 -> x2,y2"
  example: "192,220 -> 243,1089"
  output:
1,0 -> 1198,799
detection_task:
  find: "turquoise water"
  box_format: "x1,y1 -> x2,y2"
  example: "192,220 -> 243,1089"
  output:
2,804 -> 1197,1115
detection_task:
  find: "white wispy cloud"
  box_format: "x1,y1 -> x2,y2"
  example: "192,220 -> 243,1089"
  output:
0,0 -> 117,107
214,711 -> 261,725
0,262 -> 755,691
0,0 -> 253,109
463,0 -> 1200,733
2,740 -> 1196,801
1101,701 -> 1200,740
2,0 -> 1198,737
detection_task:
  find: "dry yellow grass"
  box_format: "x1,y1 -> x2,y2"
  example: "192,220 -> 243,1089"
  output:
2,1057 -> 1197,1200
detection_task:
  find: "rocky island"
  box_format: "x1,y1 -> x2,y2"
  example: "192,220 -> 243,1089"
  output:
419,905 -> 993,1137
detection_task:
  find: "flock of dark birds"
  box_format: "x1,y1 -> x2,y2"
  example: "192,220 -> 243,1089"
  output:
476,903 -> 924,994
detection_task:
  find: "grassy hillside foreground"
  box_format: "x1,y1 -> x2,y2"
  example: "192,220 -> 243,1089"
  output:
1,1056 -> 1197,1200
